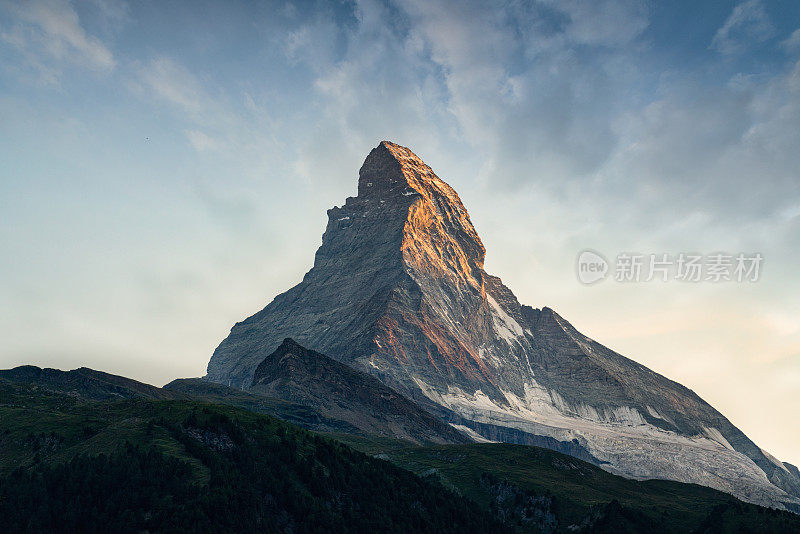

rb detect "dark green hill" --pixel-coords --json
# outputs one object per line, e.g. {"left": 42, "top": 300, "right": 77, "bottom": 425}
{"left": 0, "top": 366, "right": 404, "bottom": 437}
{"left": 0, "top": 380, "right": 501, "bottom": 533}
{"left": 1, "top": 358, "right": 466, "bottom": 445}
{"left": 333, "top": 436, "right": 800, "bottom": 533}
{"left": 2, "top": 371, "right": 799, "bottom": 533}
{"left": 0, "top": 365, "right": 181, "bottom": 400}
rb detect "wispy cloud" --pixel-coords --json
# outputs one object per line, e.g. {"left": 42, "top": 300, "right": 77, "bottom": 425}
{"left": 543, "top": 0, "right": 649, "bottom": 47}
{"left": 86, "top": 0, "right": 129, "bottom": 25}
{"left": 711, "top": 0, "right": 775, "bottom": 55}
{"left": 393, "top": 0, "right": 650, "bottom": 180}
{"left": 185, "top": 129, "right": 221, "bottom": 152}
{"left": 0, "top": 0, "right": 116, "bottom": 73}
{"left": 130, "top": 55, "right": 268, "bottom": 159}
{"left": 132, "top": 56, "right": 205, "bottom": 115}
{"left": 781, "top": 28, "right": 800, "bottom": 53}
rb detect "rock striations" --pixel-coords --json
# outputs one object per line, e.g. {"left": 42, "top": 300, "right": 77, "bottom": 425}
{"left": 207, "top": 141, "right": 800, "bottom": 511}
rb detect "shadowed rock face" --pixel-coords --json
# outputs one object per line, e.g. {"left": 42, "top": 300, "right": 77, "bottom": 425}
{"left": 207, "top": 141, "right": 800, "bottom": 510}
{"left": 250, "top": 338, "right": 468, "bottom": 445}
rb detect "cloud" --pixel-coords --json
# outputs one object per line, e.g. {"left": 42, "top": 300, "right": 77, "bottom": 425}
{"left": 130, "top": 54, "right": 288, "bottom": 174}
{"left": 86, "top": 0, "right": 129, "bottom": 24}
{"left": 391, "top": 0, "right": 650, "bottom": 183}
{"left": 544, "top": 0, "right": 649, "bottom": 47}
{"left": 781, "top": 28, "right": 800, "bottom": 53}
{"left": 0, "top": 0, "right": 115, "bottom": 71}
{"left": 711, "top": 0, "right": 775, "bottom": 55}
{"left": 277, "top": 0, "right": 458, "bottom": 199}
{"left": 186, "top": 129, "right": 222, "bottom": 152}
{"left": 282, "top": 9, "right": 343, "bottom": 69}
{"left": 279, "top": 0, "right": 653, "bottom": 194}
{"left": 133, "top": 57, "right": 205, "bottom": 115}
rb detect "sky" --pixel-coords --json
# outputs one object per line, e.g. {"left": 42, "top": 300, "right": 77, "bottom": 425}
{"left": 1, "top": 0, "right": 799, "bottom": 465}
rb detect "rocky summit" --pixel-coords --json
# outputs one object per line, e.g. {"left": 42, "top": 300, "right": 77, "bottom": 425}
{"left": 207, "top": 140, "right": 800, "bottom": 511}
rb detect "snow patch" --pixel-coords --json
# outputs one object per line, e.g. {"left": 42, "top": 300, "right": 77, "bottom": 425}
{"left": 703, "top": 427, "right": 735, "bottom": 451}
{"left": 450, "top": 424, "right": 497, "bottom": 443}
{"left": 467, "top": 389, "right": 504, "bottom": 411}
{"left": 487, "top": 294, "right": 524, "bottom": 344}
{"left": 575, "top": 403, "right": 602, "bottom": 421}
{"left": 760, "top": 447, "right": 791, "bottom": 472}
{"left": 605, "top": 406, "right": 646, "bottom": 426}
{"left": 646, "top": 405, "right": 664, "bottom": 419}
{"left": 550, "top": 390, "right": 570, "bottom": 413}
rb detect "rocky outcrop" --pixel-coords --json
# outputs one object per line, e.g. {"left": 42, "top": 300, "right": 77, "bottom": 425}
{"left": 207, "top": 141, "right": 800, "bottom": 510}
{"left": 250, "top": 338, "right": 469, "bottom": 445}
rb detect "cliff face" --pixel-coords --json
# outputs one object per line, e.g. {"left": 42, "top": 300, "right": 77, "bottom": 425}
{"left": 208, "top": 142, "right": 410, "bottom": 389}
{"left": 207, "top": 141, "right": 800, "bottom": 510}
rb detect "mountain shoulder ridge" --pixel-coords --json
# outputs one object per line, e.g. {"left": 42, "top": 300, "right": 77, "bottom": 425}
{"left": 250, "top": 338, "right": 469, "bottom": 445}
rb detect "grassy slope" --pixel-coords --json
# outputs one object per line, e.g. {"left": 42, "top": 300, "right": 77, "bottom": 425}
{"left": 0, "top": 366, "right": 183, "bottom": 400}
{"left": 0, "top": 385, "right": 218, "bottom": 487}
{"left": 0, "top": 380, "right": 503, "bottom": 533}
{"left": 3, "top": 375, "right": 799, "bottom": 533}
{"left": 332, "top": 435, "right": 800, "bottom": 533}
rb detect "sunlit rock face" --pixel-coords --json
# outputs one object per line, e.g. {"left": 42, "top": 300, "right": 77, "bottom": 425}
{"left": 207, "top": 141, "right": 800, "bottom": 511}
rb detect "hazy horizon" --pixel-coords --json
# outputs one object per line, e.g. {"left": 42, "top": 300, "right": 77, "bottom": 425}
{"left": 1, "top": 0, "right": 799, "bottom": 466}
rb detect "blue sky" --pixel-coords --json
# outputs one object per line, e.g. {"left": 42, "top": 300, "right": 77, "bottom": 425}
{"left": 1, "top": 0, "right": 799, "bottom": 464}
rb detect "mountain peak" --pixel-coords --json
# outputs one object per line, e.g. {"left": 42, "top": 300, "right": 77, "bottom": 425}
{"left": 338, "top": 141, "right": 486, "bottom": 287}
{"left": 357, "top": 141, "right": 473, "bottom": 213}
{"left": 367, "top": 141, "right": 486, "bottom": 273}
{"left": 357, "top": 140, "right": 438, "bottom": 199}
{"left": 207, "top": 141, "right": 800, "bottom": 510}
